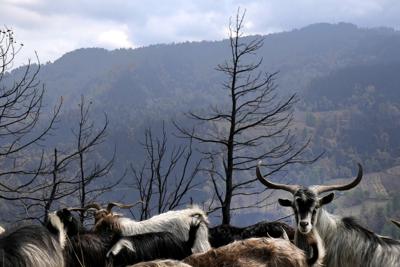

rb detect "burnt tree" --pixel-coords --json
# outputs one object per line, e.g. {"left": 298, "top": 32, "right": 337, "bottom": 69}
{"left": 175, "top": 10, "right": 317, "bottom": 224}
{"left": 130, "top": 123, "right": 201, "bottom": 220}
{"left": 0, "top": 28, "right": 61, "bottom": 203}
{"left": 16, "top": 96, "right": 120, "bottom": 224}
{"left": 73, "top": 96, "right": 120, "bottom": 223}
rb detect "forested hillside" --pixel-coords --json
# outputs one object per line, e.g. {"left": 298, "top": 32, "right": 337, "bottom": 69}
{"left": 2, "top": 22, "right": 400, "bottom": 234}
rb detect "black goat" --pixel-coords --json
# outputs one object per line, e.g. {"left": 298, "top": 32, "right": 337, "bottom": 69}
{"left": 108, "top": 217, "right": 201, "bottom": 267}
{"left": 208, "top": 220, "right": 294, "bottom": 248}
{"left": 63, "top": 231, "right": 114, "bottom": 267}
{"left": 54, "top": 208, "right": 116, "bottom": 267}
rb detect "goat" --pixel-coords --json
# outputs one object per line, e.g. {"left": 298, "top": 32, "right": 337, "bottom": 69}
{"left": 84, "top": 202, "right": 136, "bottom": 224}
{"left": 56, "top": 207, "right": 201, "bottom": 267}
{"left": 183, "top": 235, "right": 320, "bottom": 267}
{"left": 0, "top": 212, "right": 66, "bottom": 267}
{"left": 257, "top": 162, "right": 400, "bottom": 267}
{"left": 0, "top": 225, "right": 4, "bottom": 235}
{"left": 92, "top": 204, "right": 211, "bottom": 253}
{"left": 107, "top": 216, "right": 200, "bottom": 267}
{"left": 54, "top": 208, "right": 116, "bottom": 267}
{"left": 129, "top": 260, "right": 192, "bottom": 267}
{"left": 208, "top": 220, "right": 294, "bottom": 247}
{"left": 128, "top": 230, "right": 320, "bottom": 267}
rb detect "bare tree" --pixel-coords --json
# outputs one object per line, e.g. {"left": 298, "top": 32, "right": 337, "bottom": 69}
{"left": 130, "top": 123, "right": 201, "bottom": 220}
{"left": 15, "top": 96, "right": 120, "bottom": 224}
{"left": 73, "top": 96, "right": 121, "bottom": 223}
{"left": 29, "top": 148, "right": 81, "bottom": 224}
{"left": 174, "top": 10, "right": 317, "bottom": 224}
{"left": 0, "top": 28, "right": 61, "bottom": 202}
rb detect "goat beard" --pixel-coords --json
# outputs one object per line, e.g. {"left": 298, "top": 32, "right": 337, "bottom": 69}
{"left": 295, "top": 231, "right": 314, "bottom": 260}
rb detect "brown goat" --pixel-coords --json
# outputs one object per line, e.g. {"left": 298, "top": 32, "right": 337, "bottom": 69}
{"left": 129, "top": 230, "right": 322, "bottom": 267}
{"left": 182, "top": 237, "right": 314, "bottom": 267}
{"left": 74, "top": 202, "right": 135, "bottom": 224}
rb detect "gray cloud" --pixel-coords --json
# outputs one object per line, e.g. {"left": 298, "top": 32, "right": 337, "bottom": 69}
{"left": 1, "top": 0, "right": 399, "bottom": 67}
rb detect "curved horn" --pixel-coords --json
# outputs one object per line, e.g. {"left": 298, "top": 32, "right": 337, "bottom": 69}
{"left": 280, "top": 227, "right": 289, "bottom": 241}
{"left": 84, "top": 203, "right": 102, "bottom": 210}
{"left": 256, "top": 161, "right": 299, "bottom": 194}
{"left": 106, "top": 201, "right": 141, "bottom": 212}
{"left": 314, "top": 163, "right": 363, "bottom": 194}
{"left": 391, "top": 219, "right": 400, "bottom": 229}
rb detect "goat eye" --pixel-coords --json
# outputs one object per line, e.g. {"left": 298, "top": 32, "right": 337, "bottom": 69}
{"left": 312, "top": 210, "right": 317, "bottom": 215}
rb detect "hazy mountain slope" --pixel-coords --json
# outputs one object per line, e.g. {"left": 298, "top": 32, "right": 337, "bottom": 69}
{"left": 300, "top": 60, "right": 400, "bottom": 174}
{"left": 3, "top": 23, "right": 400, "bottom": 228}
{"left": 30, "top": 22, "right": 400, "bottom": 114}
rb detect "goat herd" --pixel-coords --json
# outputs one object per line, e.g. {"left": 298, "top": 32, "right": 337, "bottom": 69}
{"left": 1, "top": 163, "right": 400, "bottom": 267}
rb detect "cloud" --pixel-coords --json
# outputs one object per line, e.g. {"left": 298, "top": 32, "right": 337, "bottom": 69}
{"left": 97, "top": 29, "right": 133, "bottom": 49}
{"left": 1, "top": 0, "right": 400, "bottom": 67}
{"left": 4, "top": 14, "right": 135, "bottom": 67}
{"left": 135, "top": 9, "right": 226, "bottom": 44}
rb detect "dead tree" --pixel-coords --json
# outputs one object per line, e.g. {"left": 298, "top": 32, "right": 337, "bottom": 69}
{"left": 73, "top": 95, "right": 121, "bottom": 223}
{"left": 130, "top": 123, "right": 201, "bottom": 220}
{"left": 23, "top": 148, "right": 82, "bottom": 224}
{"left": 174, "top": 10, "right": 317, "bottom": 224}
{"left": 16, "top": 96, "right": 120, "bottom": 224}
{"left": 0, "top": 28, "right": 61, "bottom": 203}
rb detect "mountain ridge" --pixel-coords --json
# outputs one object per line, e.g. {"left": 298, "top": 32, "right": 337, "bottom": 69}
{"left": 3, "top": 22, "right": 400, "bottom": 230}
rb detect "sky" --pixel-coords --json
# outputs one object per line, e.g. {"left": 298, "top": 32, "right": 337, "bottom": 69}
{"left": 1, "top": 0, "right": 400, "bottom": 67}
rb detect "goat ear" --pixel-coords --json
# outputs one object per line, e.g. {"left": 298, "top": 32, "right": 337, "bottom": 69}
{"left": 319, "top": 192, "right": 334, "bottom": 206}
{"left": 278, "top": 198, "right": 293, "bottom": 207}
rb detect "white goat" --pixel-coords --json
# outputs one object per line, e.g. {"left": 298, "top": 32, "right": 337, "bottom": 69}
{"left": 257, "top": 163, "right": 400, "bottom": 267}
{"left": 94, "top": 205, "right": 211, "bottom": 253}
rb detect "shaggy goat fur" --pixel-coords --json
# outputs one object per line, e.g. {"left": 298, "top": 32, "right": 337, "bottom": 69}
{"left": 95, "top": 206, "right": 211, "bottom": 253}
{"left": 129, "top": 260, "right": 192, "bottom": 267}
{"left": 107, "top": 218, "right": 200, "bottom": 267}
{"left": 183, "top": 237, "right": 311, "bottom": 267}
{"left": 0, "top": 213, "right": 66, "bottom": 267}
{"left": 294, "top": 228, "right": 324, "bottom": 267}
{"left": 257, "top": 163, "right": 400, "bottom": 267}
{"left": 209, "top": 221, "right": 294, "bottom": 247}
{"left": 63, "top": 231, "right": 115, "bottom": 267}
{"left": 316, "top": 211, "right": 400, "bottom": 267}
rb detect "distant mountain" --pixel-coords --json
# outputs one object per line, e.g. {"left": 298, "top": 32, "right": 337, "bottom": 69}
{"left": 300, "top": 60, "right": 400, "bottom": 173}
{"left": 4, "top": 22, "right": 400, "bottom": 228}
